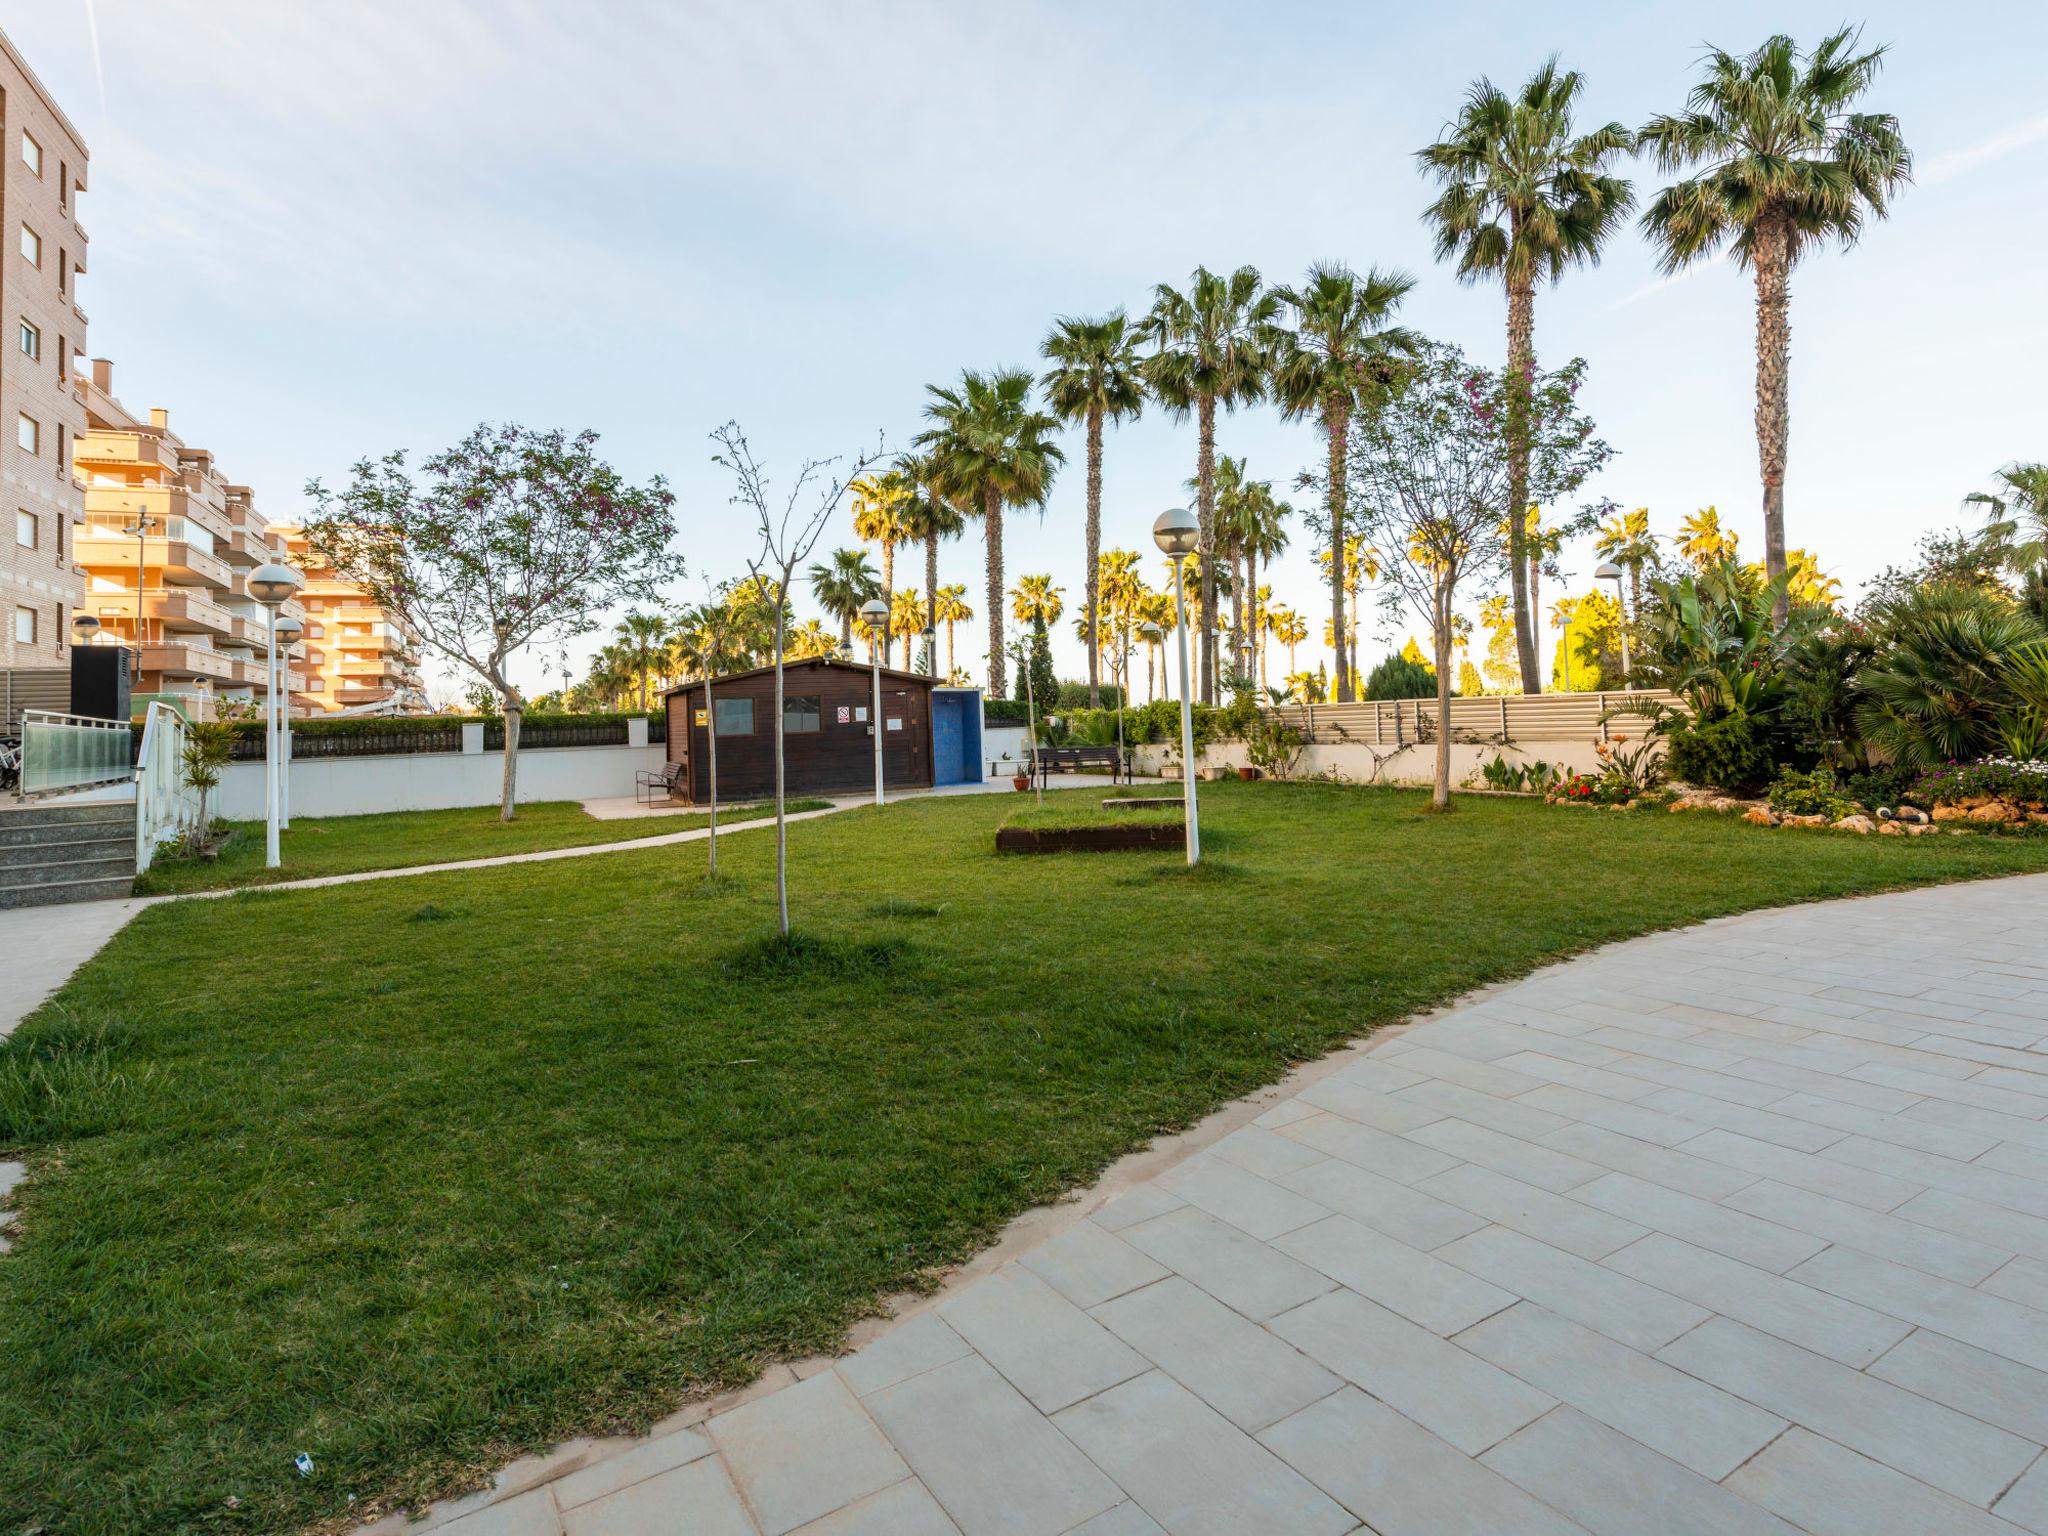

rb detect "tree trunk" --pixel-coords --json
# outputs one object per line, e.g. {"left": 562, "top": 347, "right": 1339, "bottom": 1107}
{"left": 1084, "top": 401, "right": 1104, "bottom": 707}
{"left": 772, "top": 597, "right": 789, "bottom": 935}
{"left": 1753, "top": 211, "right": 1792, "bottom": 625}
{"left": 498, "top": 700, "right": 521, "bottom": 822}
{"left": 1505, "top": 272, "right": 1540, "bottom": 693}
{"left": 1195, "top": 393, "right": 1218, "bottom": 705}
{"left": 1324, "top": 395, "right": 1353, "bottom": 702}
{"left": 1431, "top": 578, "right": 1455, "bottom": 811}
{"left": 1528, "top": 558, "right": 1542, "bottom": 692}
{"left": 901, "top": 628, "right": 913, "bottom": 670}
{"left": 840, "top": 613, "right": 852, "bottom": 651}
{"left": 925, "top": 533, "right": 940, "bottom": 676}
{"left": 983, "top": 484, "right": 1006, "bottom": 697}
{"left": 705, "top": 673, "right": 718, "bottom": 875}
{"left": 880, "top": 542, "right": 894, "bottom": 607}
{"left": 945, "top": 620, "right": 955, "bottom": 679}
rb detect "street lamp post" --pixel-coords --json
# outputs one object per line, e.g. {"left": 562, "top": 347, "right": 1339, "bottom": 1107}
{"left": 248, "top": 562, "right": 303, "bottom": 867}
{"left": 860, "top": 597, "right": 889, "bottom": 808}
{"left": 1152, "top": 508, "right": 1201, "bottom": 865}
{"left": 272, "top": 612, "right": 303, "bottom": 829}
{"left": 1594, "top": 560, "right": 1632, "bottom": 688}
{"left": 121, "top": 511, "right": 159, "bottom": 687}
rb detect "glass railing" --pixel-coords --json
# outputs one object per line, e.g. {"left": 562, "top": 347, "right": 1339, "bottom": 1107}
{"left": 20, "top": 709, "right": 134, "bottom": 796}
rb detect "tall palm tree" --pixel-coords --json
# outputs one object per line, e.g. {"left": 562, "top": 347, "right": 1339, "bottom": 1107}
{"left": 894, "top": 451, "right": 965, "bottom": 663}
{"left": 1138, "top": 265, "right": 1279, "bottom": 704}
{"left": 1041, "top": 312, "right": 1146, "bottom": 707}
{"left": 933, "top": 584, "right": 973, "bottom": 680}
{"left": 1138, "top": 588, "right": 1175, "bottom": 701}
{"left": 889, "top": 588, "right": 926, "bottom": 669}
{"left": 1640, "top": 28, "right": 1911, "bottom": 622}
{"left": 915, "top": 369, "right": 1064, "bottom": 697}
{"left": 1095, "top": 549, "right": 1146, "bottom": 701}
{"left": 1270, "top": 261, "right": 1417, "bottom": 701}
{"left": 1523, "top": 508, "right": 1568, "bottom": 687}
{"left": 611, "top": 610, "right": 668, "bottom": 710}
{"left": 806, "top": 548, "right": 880, "bottom": 651}
{"left": 1237, "top": 482, "right": 1291, "bottom": 691}
{"left": 1593, "top": 506, "right": 1657, "bottom": 614}
{"left": 1198, "top": 455, "right": 1252, "bottom": 679}
{"left": 1011, "top": 573, "right": 1064, "bottom": 627}
{"left": 786, "top": 618, "right": 837, "bottom": 661}
{"left": 1419, "top": 58, "right": 1635, "bottom": 688}
{"left": 850, "top": 470, "right": 912, "bottom": 603}
{"left": 1677, "top": 507, "right": 1740, "bottom": 568}
{"left": 1967, "top": 463, "right": 2048, "bottom": 574}
{"left": 1316, "top": 534, "right": 1379, "bottom": 694}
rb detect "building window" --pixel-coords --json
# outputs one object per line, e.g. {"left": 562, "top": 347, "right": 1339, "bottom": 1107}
{"left": 58, "top": 161, "right": 66, "bottom": 209}
{"left": 18, "top": 224, "right": 39, "bottom": 268}
{"left": 16, "top": 510, "right": 35, "bottom": 548}
{"left": 18, "top": 319, "right": 38, "bottom": 360}
{"left": 17, "top": 414, "right": 38, "bottom": 455}
{"left": 13, "top": 606, "right": 35, "bottom": 645}
{"left": 20, "top": 132, "right": 39, "bottom": 177}
{"left": 784, "top": 694, "right": 821, "bottom": 733}
{"left": 713, "top": 697, "right": 755, "bottom": 736}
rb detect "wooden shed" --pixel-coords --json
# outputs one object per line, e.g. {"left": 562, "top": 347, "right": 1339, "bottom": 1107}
{"left": 661, "top": 658, "right": 947, "bottom": 804}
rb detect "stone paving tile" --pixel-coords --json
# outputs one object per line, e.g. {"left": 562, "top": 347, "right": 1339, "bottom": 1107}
{"left": 1268, "top": 1288, "right": 1554, "bottom": 1455}
{"left": 1156, "top": 1153, "right": 1330, "bottom": 1240}
{"left": 1117, "top": 1207, "right": 1334, "bottom": 1321}
{"left": 1680, "top": 1127, "right": 1924, "bottom": 1211}
{"left": 1723, "top": 1180, "right": 2012, "bottom": 1285}
{"left": 1980, "top": 1254, "right": 2048, "bottom": 1310}
{"left": 0, "top": 1161, "right": 23, "bottom": 1201}
{"left": 1479, "top": 1407, "right": 1803, "bottom": 1536}
{"left": 1391, "top": 1077, "right": 1575, "bottom": 1142}
{"left": 1485, "top": 1050, "right": 1661, "bottom": 1103}
{"left": 1061, "top": 1504, "right": 1167, "bottom": 1536}
{"left": 1847, "top": 1061, "right": 2048, "bottom": 1117}
{"left": 1374, "top": 1044, "right": 1550, "bottom": 1097}
{"left": 551, "top": 1429, "right": 714, "bottom": 1512}
{"left": 1515, "top": 1084, "right": 1701, "bottom": 1147}
{"left": 1294, "top": 1077, "right": 1444, "bottom": 1133}
{"left": 1259, "top": 1387, "right": 1590, "bottom": 1536}
{"left": 1415, "top": 1164, "right": 1645, "bottom": 1260}
{"left": 1017, "top": 1220, "right": 1169, "bottom": 1310}
{"left": 1823, "top": 1135, "right": 2048, "bottom": 1220}
{"left": 1726, "top": 1427, "right": 2024, "bottom": 1536}
{"left": 1402, "top": 1118, "right": 1606, "bottom": 1193}
{"left": 1986, "top": 1142, "right": 2048, "bottom": 1184}
{"left": 1632, "top": 1086, "right": 1849, "bottom": 1153}
{"left": 708, "top": 1371, "right": 907, "bottom": 1536}
{"left": 1090, "top": 1276, "right": 1338, "bottom": 1433}
{"left": 1761, "top": 1090, "right": 2001, "bottom": 1160}
{"left": 1273, "top": 1214, "right": 1518, "bottom": 1335}
{"left": 1995, "top": 1454, "right": 2048, "bottom": 1536}
{"left": 865, "top": 1356, "right": 1121, "bottom": 1536}
{"left": 1455, "top": 1302, "right": 1785, "bottom": 1480}
{"left": 1892, "top": 1188, "right": 2048, "bottom": 1262}
{"left": 1087, "top": 1183, "right": 1184, "bottom": 1234}
{"left": 1603, "top": 1055, "right": 1794, "bottom": 1108}
{"left": 1787, "top": 1244, "right": 2048, "bottom": 1373}
{"left": 1206, "top": 1124, "right": 1327, "bottom": 1180}
{"left": 1535, "top": 1122, "right": 1756, "bottom": 1200}
{"left": 788, "top": 1478, "right": 959, "bottom": 1536}
{"left": 1604, "top": 1232, "right": 1911, "bottom": 1367}
{"left": 1434, "top": 1226, "right": 1709, "bottom": 1353}
{"left": 561, "top": 1457, "right": 752, "bottom": 1536}
{"left": 1570, "top": 1171, "right": 1825, "bottom": 1272}
{"left": 1275, "top": 1153, "right": 1487, "bottom": 1251}
{"left": 444, "top": 1491, "right": 564, "bottom": 1536}
{"left": 1658, "top": 1317, "right": 2039, "bottom": 1506}
{"left": 937, "top": 1266, "right": 1148, "bottom": 1414}
{"left": 1276, "top": 1109, "right": 1463, "bottom": 1184}
{"left": 1051, "top": 1371, "right": 1354, "bottom": 1536}
{"left": 836, "top": 1313, "right": 973, "bottom": 1400}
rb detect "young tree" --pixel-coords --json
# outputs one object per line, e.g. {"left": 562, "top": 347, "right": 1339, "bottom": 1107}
{"left": 1343, "top": 343, "right": 1610, "bottom": 808}
{"left": 1640, "top": 29, "right": 1910, "bottom": 622}
{"left": 714, "top": 422, "right": 881, "bottom": 936}
{"left": 306, "top": 423, "right": 681, "bottom": 821}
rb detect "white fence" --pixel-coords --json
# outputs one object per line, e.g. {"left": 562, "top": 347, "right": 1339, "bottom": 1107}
{"left": 215, "top": 736, "right": 668, "bottom": 819}
{"left": 135, "top": 701, "right": 199, "bottom": 873}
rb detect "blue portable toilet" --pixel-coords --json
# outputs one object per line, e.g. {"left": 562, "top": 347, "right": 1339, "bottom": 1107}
{"left": 929, "top": 688, "right": 984, "bottom": 785}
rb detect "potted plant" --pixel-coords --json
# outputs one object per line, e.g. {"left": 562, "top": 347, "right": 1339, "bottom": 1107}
{"left": 1237, "top": 764, "right": 1261, "bottom": 781}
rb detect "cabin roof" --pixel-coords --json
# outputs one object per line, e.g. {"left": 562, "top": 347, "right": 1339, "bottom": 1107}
{"left": 661, "top": 656, "right": 942, "bottom": 697}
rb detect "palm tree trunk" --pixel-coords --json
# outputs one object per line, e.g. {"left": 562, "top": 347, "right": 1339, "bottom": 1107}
{"left": 1084, "top": 402, "right": 1104, "bottom": 707}
{"left": 983, "top": 485, "right": 1006, "bottom": 697}
{"left": 1505, "top": 271, "right": 1540, "bottom": 693}
{"left": 1249, "top": 547, "right": 1261, "bottom": 693}
{"left": 881, "top": 543, "right": 895, "bottom": 607}
{"left": 1195, "top": 393, "right": 1218, "bottom": 705}
{"left": 1753, "top": 212, "right": 1792, "bottom": 626}
{"left": 925, "top": 534, "right": 940, "bottom": 676}
{"left": 1325, "top": 396, "right": 1353, "bottom": 702}
{"left": 840, "top": 613, "right": 852, "bottom": 651}
{"left": 945, "top": 620, "right": 955, "bottom": 678}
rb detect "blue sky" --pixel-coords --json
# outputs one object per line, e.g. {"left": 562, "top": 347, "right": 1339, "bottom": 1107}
{"left": 8, "top": 0, "right": 2046, "bottom": 700}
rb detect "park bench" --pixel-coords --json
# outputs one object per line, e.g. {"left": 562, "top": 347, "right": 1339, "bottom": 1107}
{"left": 636, "top": 761, "right": 686, "bottom": 805}
{"left": 1033, "top": 744, "right": 1131, "bottom": 786}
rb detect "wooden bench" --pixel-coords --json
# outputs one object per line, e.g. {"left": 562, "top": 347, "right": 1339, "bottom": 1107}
{"left": 1033, "top": 745, "right": 1131, "bottom": 786}
{"left": 636, "top": 761, "right": 686, "bottom": 805}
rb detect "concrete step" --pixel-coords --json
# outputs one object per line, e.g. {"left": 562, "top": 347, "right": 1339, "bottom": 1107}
{"left": 0, "top": 871, "right": 135, "bottom": 908}
{"left": 0, "top": 835, "right": 131, "bottom": 869}
{"left": 0, "top": 846, "right": 133, "bottom": 881}
{"left": 0, "top": 810, "right": 134, "bottom": 847}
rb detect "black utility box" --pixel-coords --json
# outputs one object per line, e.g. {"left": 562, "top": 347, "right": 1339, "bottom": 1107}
{"left": 70, "top": 645, "right": 134, "bottom": 722}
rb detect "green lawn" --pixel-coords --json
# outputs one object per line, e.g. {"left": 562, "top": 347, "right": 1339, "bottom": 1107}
{"left": 1003, "top": 795, "right": 1185, "bottom": 830}
{"left": 132, "top": 799, "right": 831, "bottom": 895}
{"left": 6, "top": 783, "right": 2048, "bottom": 1534}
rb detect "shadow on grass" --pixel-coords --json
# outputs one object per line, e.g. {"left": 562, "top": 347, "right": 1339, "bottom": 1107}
{"left": 1116, "top": 856, "right": 1248, "bottom": 887}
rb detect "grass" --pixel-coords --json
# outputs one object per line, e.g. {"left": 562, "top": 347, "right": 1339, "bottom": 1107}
{"left": 1003, "top": 796, "right": 1185, "bottom": 831}
{"left": 132, "top": 799, "right": 833, "bottom": 895}
{"left": 6, "top": 781, "right": 2048, "bottom": 1533}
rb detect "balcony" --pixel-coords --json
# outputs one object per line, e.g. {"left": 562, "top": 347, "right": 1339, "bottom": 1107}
{"left": 140, "top": 642, "right": 236, "bottom": 682}
{"left": 86, "top": 588, "right": 234, "bottom": 637}
{"left": 75, "top": 430, "right": 180, "bottom": 474}
{"left": 82, "top": 483, "right": 233, "bottom": 543}
{"left": 219, "top": 526, "right": 268, "bottom": 567}
{"left": 335, "top": 656, "right": 405, "bottom": 680}
{"left": 76, "top": 532, "right": 232, "bottom": 591}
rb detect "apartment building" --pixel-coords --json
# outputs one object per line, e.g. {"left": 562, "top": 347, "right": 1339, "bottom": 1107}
{"left": 0, "top": 30, "right": 88, "bottom": 670}
{"left": 271, "top": 524, "right": 427, "bottom": 713}
{"left": 73, "top": 359, "right": 308, "bottom": 715}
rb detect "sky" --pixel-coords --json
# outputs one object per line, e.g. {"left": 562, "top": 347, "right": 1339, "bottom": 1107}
{"left": 6, "top": 0, "right": 2046, "bottom": 703}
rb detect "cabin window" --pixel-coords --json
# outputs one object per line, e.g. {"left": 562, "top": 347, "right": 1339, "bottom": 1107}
{"left": 713, "top": 697, "right": 754, "bottom": 736}
{"left": 783, "top": 694, "right": 821, "bottom": 733}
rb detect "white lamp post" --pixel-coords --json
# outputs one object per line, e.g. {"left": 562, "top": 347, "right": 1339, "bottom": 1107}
{"left": 272, "top": 612, "right": 303, "bottom": 829}
{"left": 1152, "top": 508, "right": 1201, "bottom": 865}
{"left": 70, "top": 612, "right": 101, "bottom": 649}
{"left": 860, "top": 596, "right": 889, "bottom": 807}
{"left": 248, "top": 562, "right": 303, "bottom": 867}
{"left": 1594, "top": 560, "right": 1632, "bottom": 688}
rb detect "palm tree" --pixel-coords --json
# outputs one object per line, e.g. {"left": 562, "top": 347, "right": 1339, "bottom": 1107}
{"left": 894, "top": 451, "right": 965, "bottom": 666}
{"left": 1677, "top": 507, "right": 1740, "bottom": 568}
{"left": 1238, "top": 483, "right": 1291, "bottom": 691}
{"left": 915, "top": 369, "right": 1064, "bottom": 697}
{"left": 889, "top": 587, "right": 925, "bottom": 670}
{"left": 1593, "top": 506, "right": 1657, "bottom": 614}
{"left": 1967, "top": 463, "right": 2048, "bottom": 574}
{"left": 1270, "top": 261, "right": 1417, "bottom": 702}
{"left": 1138, "top": 265, "right": 1279, "bottom": 704}
{"left": 1095, "top": 549, "right": 1146, "bottom": 701}
{"left": 850, "top": 470, "right": 912, "bottom": 603}
{"left": 1138, "top": 589, "right": 1175, "bottom": 700}
{"left": 786, "top": 618, "right": 837, "bottom": 662}
{"left": 1316, "top": 534, "right": 1379, "bottom": 694}
{"left": 1549, "top": 596, "right": 1581, "bottom": 690}
{"left": 1041, "top": 312, "right": 1146, "bottom": 707}
{"left": 1268, "top": 603, "right": 1306, "bottom": 686}
{"left": 932, "top": 584, "right": 973, "bottom": 680}
{"left": 1419, "top": 58, "right": 1635, "bottom": 689}
{"left": 611, "top": 611, "right": 668, "bottom": 710}
{"left": 806, "top": 548, "right": 881, "bottom": 651}
{"left": 1011, "top": 573, "right": 1064, "bottom": 627}
{"left": 1640, "top": 28, "right": 1911, "bottom": 622}
{"left": 1523, "top": 508, "right": 1568, "bottom": 687}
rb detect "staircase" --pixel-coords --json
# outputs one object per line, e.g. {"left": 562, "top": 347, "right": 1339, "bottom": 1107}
{"left": 0, "top": 802, "right": 135, "bottom": 908}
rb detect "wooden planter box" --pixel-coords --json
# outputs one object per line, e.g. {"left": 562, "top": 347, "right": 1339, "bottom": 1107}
{"left": 995, "top": 822, "right": 1186, "bottom": 854}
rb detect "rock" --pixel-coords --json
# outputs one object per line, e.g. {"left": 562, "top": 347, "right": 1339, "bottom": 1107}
{"left": 1931, "top": 804, "right": 1968, "bottom": 823}
{"left": 1969, "top": 801, "right": 2018, "bottom": 824}
{"left": 1710, "top": 798, "right": 1747, "bottom": 814}
{"left": 1958, "top": 795, "right": 1992, "bottom": 811}
{"left": 2031, "top": 811, "right": 2048, "bottom": 824}
{"left": 1833, "top": 815, "right": 1875, "bottom": 834}
{"left": 1908, "top": 822, "right": 1937, "bottom": 836}
{"left": 1879, "top": 821, "right": 1905, "bottom": 836}
{"left": 1742, "top": 807, "right": 1777, "bottom": 827}
{"left": 1782, "top": 813, "right": 1829, "bottom": 829}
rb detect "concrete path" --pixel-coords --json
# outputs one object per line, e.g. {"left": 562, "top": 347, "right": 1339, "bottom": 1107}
{"left": 383, "top": 875, "right": 2048, "bottom": 1536}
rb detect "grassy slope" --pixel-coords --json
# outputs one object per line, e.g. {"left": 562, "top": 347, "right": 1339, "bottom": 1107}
{"left": 133, "top": 800, "right": 832, "bottom": 895}
{"left": 6, "top": 782, "right": 2048, "bottom": 1533}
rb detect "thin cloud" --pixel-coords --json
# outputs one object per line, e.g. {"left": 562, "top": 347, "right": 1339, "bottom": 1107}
{"left": 1922, "top": 111, "right": 2048, "bottom": 184}
{"left": 1614, "top": 265, "right": 1709, "bottom": 309}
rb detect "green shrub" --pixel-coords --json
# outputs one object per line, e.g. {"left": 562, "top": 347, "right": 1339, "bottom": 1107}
{"left": 1841, "top": 765, "right": 1919, "bottom": 810}
{"left": 1665, "top": 713, "right": 1774, "bottom": 794}
{"left": 1055, "top": 682, "right": 1125, "bottom": 709}
{"left": 983, "top": 699, "right": 1033, "bottom": 725}
{"left": 1364, "top": 653, "right": 1436, "bottom": 701}
{"left": 1766, "top": 766, "right": 1856, "bottom": 821}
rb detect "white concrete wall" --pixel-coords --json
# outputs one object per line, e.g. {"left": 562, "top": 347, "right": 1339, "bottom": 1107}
{"left": 217, "top": 743, "right": 668, "bottom": 819}
{"left": 984, "top": 722, "right": 1030, "bottom": 776}
{"left": 1131, "top": 736, "right": 1609, "bottom": 787}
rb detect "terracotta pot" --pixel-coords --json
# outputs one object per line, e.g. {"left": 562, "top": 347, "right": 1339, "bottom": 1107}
{"left": 1012, "top": 775, "right": 1030, "bottom": 791}
{"left": 1238, "top": 766, "right": 1261, "bottom": 781}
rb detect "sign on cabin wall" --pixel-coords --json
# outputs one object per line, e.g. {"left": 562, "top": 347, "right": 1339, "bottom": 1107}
{"left": 836, "top": 706, "right": 851, "bottom": 723}
{"left": 887, "top": 718, "right": 903, "bottom": 731}
{"left": 694, "top": 709, "right": 707, "bottom": 726}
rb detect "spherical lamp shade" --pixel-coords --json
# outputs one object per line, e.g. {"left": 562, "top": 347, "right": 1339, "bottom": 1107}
{"left": 70, "top": 613, "right": 101, "bottom": 642}
{"left": 273, "top": 614, "right": 305, "bottom": 646}
{"left": 1593, "top": 560, "right": 1623, "bottom": 581}
{"left": 248, "top": 563, "right": 303, "bottom": 606}
{"left": 859, "top": 598, "right": 889, "bottom": 625}
{"left": 1152, "top": 507, "right": 1199, "bottom": 557}
{"left": 1139, "top": 621, "right": 1163, "bottom": 641}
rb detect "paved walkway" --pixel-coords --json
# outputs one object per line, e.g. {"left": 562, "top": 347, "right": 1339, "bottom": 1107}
{"left": 380, "top": 875, "right": 2048, "bottom": 1536}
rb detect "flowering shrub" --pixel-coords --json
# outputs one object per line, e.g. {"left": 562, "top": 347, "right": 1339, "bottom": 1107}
{"left": 1913, "top": 758, "right": 2048, "bottom": 807}
{"left": 1767, "top": 766, "right": 1856, "bottom": 821}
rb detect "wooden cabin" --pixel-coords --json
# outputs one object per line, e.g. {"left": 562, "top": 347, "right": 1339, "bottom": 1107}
{"left": 662, "top": 658, "right": 979, "bottom": 804}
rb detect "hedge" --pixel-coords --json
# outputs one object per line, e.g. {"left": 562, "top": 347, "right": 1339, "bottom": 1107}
{"left": 138, "top": 711, "right": 666, "bottom": 761}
